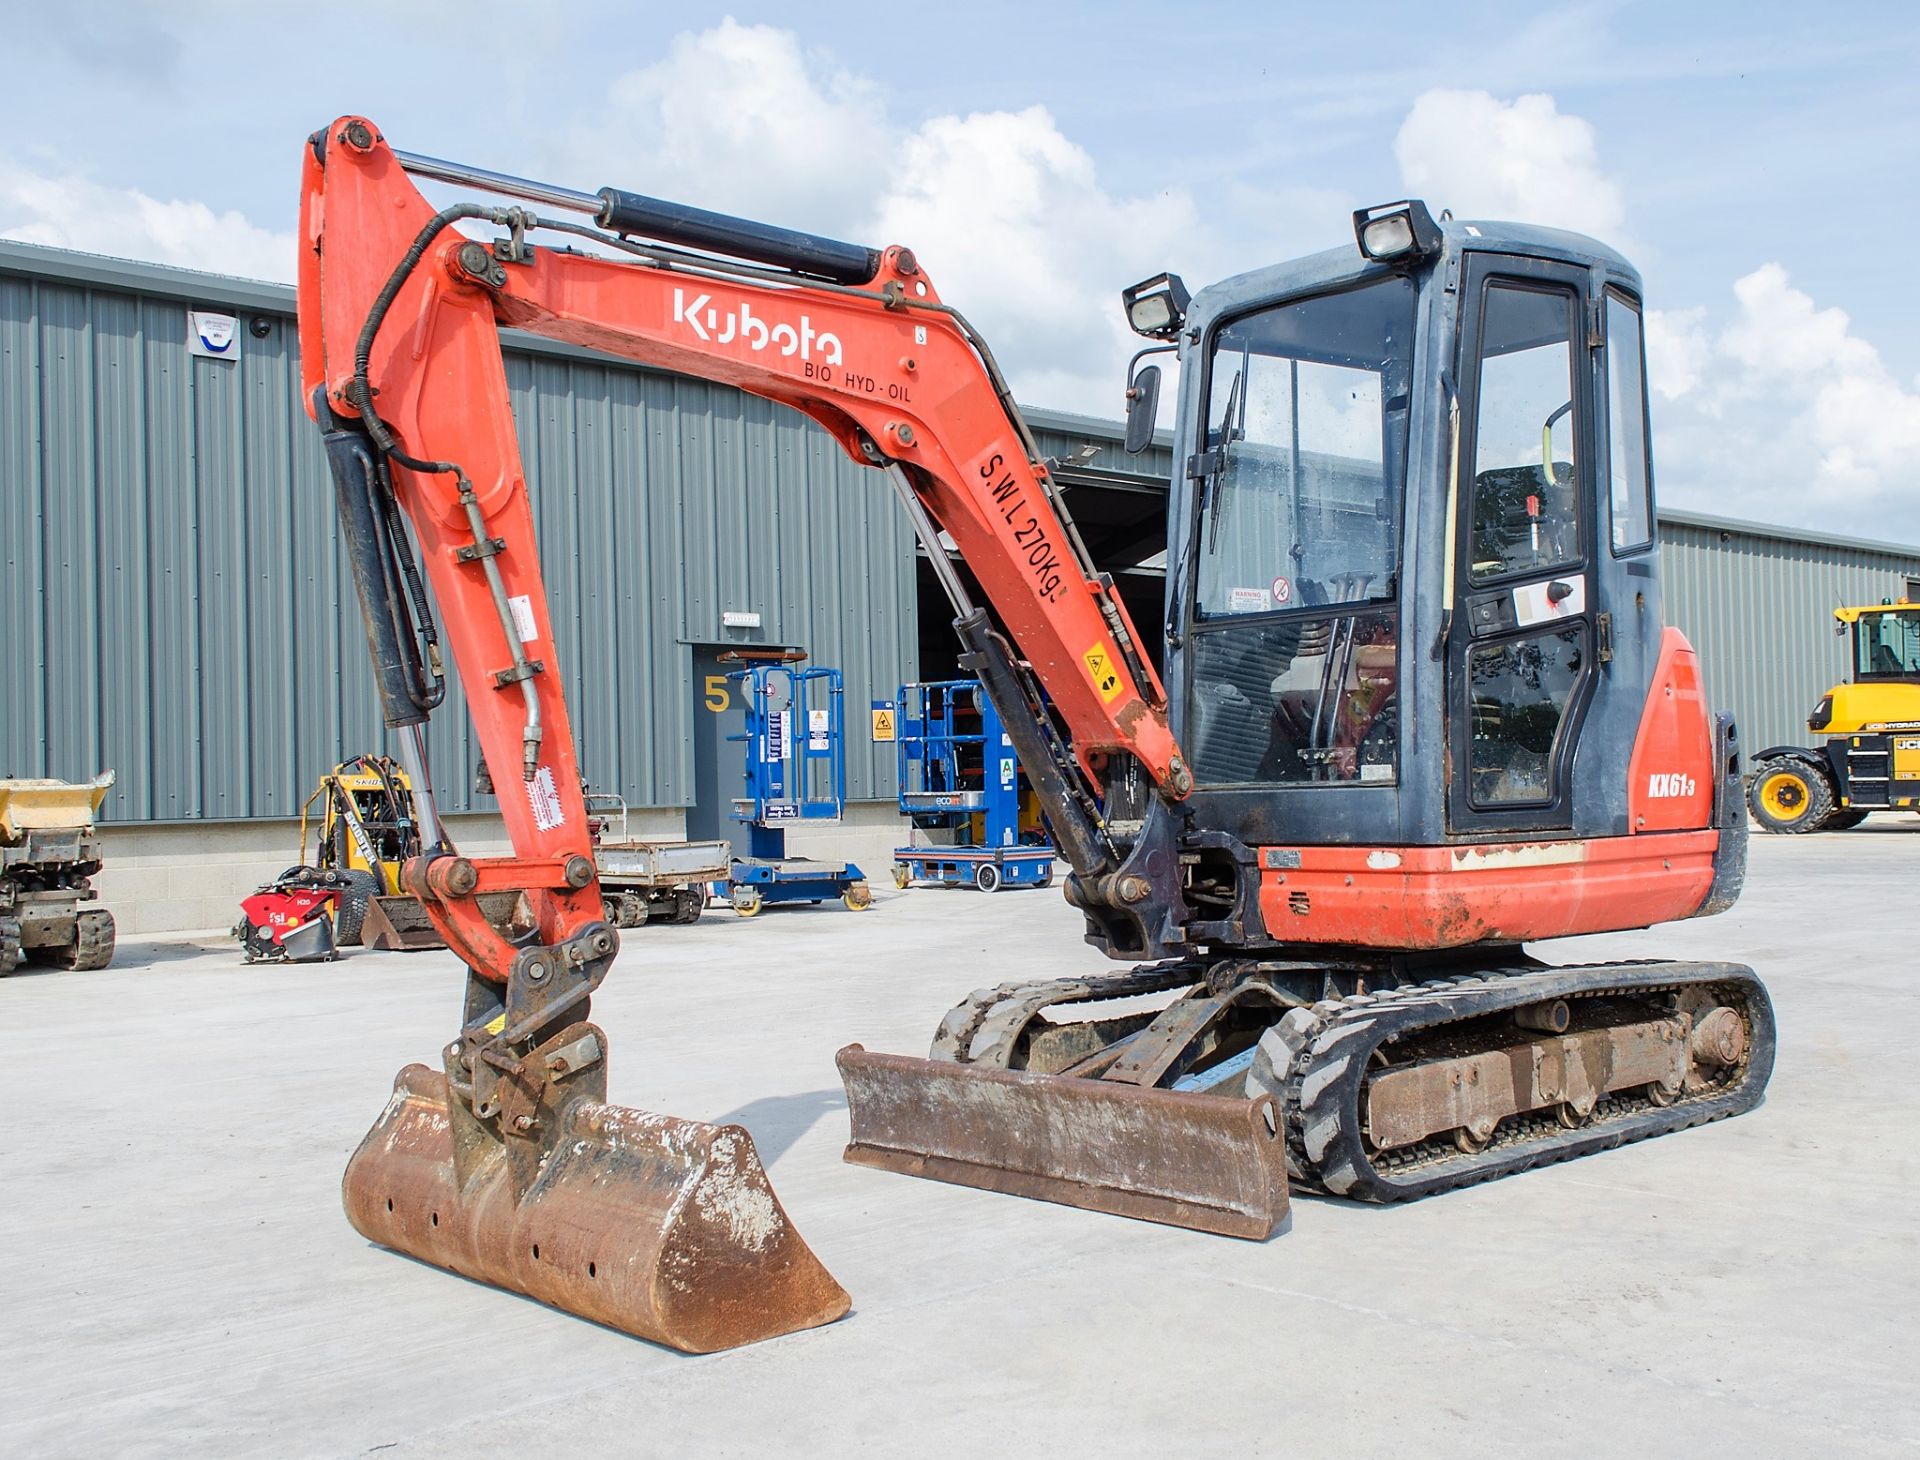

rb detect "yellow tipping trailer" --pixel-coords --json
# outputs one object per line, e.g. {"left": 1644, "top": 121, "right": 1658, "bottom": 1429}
{"left": 0, "top": 772, "right": 117, "bottom": 972}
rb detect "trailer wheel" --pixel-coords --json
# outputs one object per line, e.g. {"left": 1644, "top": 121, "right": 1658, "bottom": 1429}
{"left": 732, "top": 887, "right": 763, "bottom": 918}
{"left": 1747, "top": 758, "right": 1835, "bottom": 833}
{"left": 843, "top": 880, "right": 872, "bottom": 911}
{"left": 891, "top": 862, "right": 912, "bottom": 890}
{"left": 332, "top": 869, "right": 382, "bottom": 946}
{"left": 974, "top": 863, "right": 1002, "bottom": 894}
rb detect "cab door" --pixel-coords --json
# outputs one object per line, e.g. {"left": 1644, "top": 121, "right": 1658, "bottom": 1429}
{"left": 1447, "top": 254, "right": 1600, "bottom": 834}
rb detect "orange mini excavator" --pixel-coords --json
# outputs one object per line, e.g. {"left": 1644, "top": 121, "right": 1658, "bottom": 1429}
{"left": 301, "top": 118, "right": 1771, "bottom": 1350}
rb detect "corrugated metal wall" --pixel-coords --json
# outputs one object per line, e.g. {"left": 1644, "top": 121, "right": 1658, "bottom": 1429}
{"left": 1659, "top": 512, "right": 1920, "bottom": 752}
{"left": 0, "top": 242, "right": 915, "bottom": 822}
{"left": 9, "top": 241, "right": 1917, "bottom": 824}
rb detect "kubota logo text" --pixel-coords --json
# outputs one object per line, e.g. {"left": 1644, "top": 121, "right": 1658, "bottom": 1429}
{"left": 1646, "top": 772, "right": 1696, "bottom": 798}
{"left": 673, "top": 288, "right": 843, "bottom": 365}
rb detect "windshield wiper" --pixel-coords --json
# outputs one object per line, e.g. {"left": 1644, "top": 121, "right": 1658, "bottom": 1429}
{"left": 1205, "top": 366, "right": 1243, "bottom": 555}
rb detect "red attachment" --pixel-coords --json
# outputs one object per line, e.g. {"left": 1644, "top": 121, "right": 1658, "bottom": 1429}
{"left": 240, "top": 886, "right": 339, "bottom": 944}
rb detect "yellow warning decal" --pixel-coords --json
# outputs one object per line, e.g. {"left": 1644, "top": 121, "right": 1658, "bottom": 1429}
{"left": 485, "top": 1013, "right": 506, "bottom": 1036}
{"left": 1083, "top": 642, "right": 1124, "bottom": 703}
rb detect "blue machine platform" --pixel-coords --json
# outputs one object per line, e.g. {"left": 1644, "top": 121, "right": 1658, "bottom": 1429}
{"left": 890, "top": 678, "right": 1057, "bottom": 893}
{"left": 714, "top": 661, "right": 870, "bottom": 916}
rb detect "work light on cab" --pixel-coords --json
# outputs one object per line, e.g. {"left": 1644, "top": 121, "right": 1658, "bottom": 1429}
{"left": 1121, "top": 272, "right": 1191, "bottom": 339}
{"left": 1352, "top": 199, "right": 1442, "bottom": 263}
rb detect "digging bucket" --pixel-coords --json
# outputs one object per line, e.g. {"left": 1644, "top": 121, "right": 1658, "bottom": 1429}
{"left": 343, "top": 1053, "right": 851, "bottom": 1352}
{"left": 836, "top": 1045, "right": 1289, "bottom": 1239}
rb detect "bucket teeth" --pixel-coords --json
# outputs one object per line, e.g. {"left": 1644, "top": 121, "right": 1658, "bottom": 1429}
{"left": 836, "top": 1044, "right": 1289, "bottom": 1239}
{"left": 343, "top": 1060, "right": 850, "bottom": 1353}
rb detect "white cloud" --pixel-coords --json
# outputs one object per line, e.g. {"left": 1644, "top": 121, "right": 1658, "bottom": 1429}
{"left": 868, "top": 106, "right": 1201, "bottom": 416}
{"left": 1651, "top": 264, "right": 1920, "bottom": 522}
{"left": 0, "top": 158, "right": 293, "bottom": 282}
{"left": 1394, "top": 89, "right": 1625, "bottom": 238}
{"left": 1644, "top": 306, "right": 1711, "bottom": 401}
{"left": 563, "top": 19, "right": 887, "bottom": 234}
{"left": 1394, "top": 87, "right": 1920, "bottom": 539}
{"left": 564, "top": 25, "right": 1202, "bottom": 417}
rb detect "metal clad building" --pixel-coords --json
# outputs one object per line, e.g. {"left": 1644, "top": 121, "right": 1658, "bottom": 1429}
{"left": 1659, "top": 510, "right": 1920, "bottom": 753}
{"left": 6, "top": 239, "right": 1919, "bottom": 833}
{"left": 0, "top": 240, "right": 915, "bottom": 821}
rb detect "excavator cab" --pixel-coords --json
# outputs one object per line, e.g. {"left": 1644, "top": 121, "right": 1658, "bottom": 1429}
{"left": 1159, "top": 206, "right": 1689, "bottom": 879}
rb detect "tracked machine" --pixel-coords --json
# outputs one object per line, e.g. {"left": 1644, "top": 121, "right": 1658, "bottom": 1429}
{"left": 301, "top": 119, "right": 1770, "bottom": 1347}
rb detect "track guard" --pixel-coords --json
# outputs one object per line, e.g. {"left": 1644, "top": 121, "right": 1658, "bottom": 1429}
{"left": 344, "top": 1022, "right": 851, "bottom": 1353}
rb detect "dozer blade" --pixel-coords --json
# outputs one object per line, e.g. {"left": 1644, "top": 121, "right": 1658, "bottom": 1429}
{"left": 836, "top": 1045, "right": 1289, "bottom": 1238}
{"left": 343, "top": 1059, "right": 851, "bottom": 1352}
{"left": 359, "top": 895, "right": 446, "bottom": 951}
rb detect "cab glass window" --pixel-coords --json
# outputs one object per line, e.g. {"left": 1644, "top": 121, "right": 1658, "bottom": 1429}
{"left": 1467, "top": 626, "right": 1585, "bottom": 805}
{"left": 1856, "top": 610, "right": 1920, "bottom": 679}
{"left": 1606, "top": 291, "right": 1653, "bottom": 552}
{"left": 1469, "top": 284, "right": 1580, "bottom": 581}
{"left": 1194, "top": 277, "right": 1415, "bottom": 618}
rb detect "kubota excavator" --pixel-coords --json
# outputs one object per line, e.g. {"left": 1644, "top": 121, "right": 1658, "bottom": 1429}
{"left": 301, "top": 117, "right": 1772, "bottom": 1351}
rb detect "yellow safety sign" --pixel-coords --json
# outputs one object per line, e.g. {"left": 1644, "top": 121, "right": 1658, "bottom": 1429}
{"left": 1083, "top": 642, "right": 1124, "bottom": 703}
{"left": 871, "top": 707, "right": 896, "bottom": 742}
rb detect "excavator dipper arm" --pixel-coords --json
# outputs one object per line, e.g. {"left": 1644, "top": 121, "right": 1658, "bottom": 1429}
{"left": 298, "top": 116, "right": 1204, "bottom": 1348}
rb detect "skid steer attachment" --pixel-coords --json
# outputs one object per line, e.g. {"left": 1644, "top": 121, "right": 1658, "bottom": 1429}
{"left": 345, "top": 1022, "right": 849, "bottom": 1351}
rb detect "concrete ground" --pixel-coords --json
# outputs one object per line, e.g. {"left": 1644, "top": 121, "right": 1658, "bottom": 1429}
{"left": 3, "top": 827, "right": 1915, "bottom": 1458}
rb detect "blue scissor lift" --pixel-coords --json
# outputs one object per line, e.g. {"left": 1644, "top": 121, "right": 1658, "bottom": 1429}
{"left": 892, "top": 679, "right": 1057, "bottom": 893}
{"left": 717, "top": 662, "right": 870, "bottom": 917}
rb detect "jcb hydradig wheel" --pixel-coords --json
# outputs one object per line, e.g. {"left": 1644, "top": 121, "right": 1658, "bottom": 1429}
{"left": 1747, "top": 758, "right": 1834, "bottom": 833}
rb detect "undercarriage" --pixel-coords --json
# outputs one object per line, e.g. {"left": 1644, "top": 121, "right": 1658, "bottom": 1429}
{"left": 840, "top": 951, "right": 1773, "bottom": 1226}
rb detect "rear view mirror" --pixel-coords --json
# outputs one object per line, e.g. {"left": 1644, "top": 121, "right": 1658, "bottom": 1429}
{"left": 1124, "top": 364, "right": 1162, "bottom": 455}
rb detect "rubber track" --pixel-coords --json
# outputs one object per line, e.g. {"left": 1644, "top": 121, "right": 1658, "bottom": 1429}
{"left": 930, "top": 962, "right": 1206, "bottom": 1062}
{"left": 0, "top": 918, "right": 20, "bottom": 975}
{"left": 1276, "top": 960, "right": 1776, "bottom": 1202}
{"left": 60, "top": 908, "right": 116, "bottom": 972}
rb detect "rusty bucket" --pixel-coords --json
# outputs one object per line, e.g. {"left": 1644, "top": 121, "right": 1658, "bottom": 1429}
{"left": 836, "top": 1045, "right": 1289, "bottom": 1238}
{"left": 344, "top": 1044, "right": 851, "bottom": 1352}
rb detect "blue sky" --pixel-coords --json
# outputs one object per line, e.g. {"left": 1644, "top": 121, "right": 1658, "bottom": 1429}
{"left": 6, "top": 1, "right": 1919, "bottom": 540}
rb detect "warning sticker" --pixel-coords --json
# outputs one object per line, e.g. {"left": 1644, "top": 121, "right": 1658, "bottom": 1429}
{"left": 1228, "top": 586, "right": 1271, "bottom": 614}
{"left": 527, "top": 765, "right": 566, "bottom": 831}
{"left": 508, "top": 593, "right": 539, "bottom": 643}
{"left": 871, "top": 701, "right": 896, "bottom": 742}
{"left": 1270, "top": 575, "right": 1292, "bottom": 606}
{"left": 1083, "top": 642, "right": 1124, "bottom": 703}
